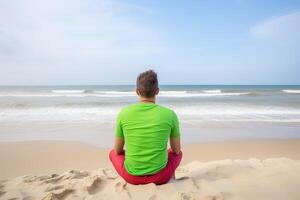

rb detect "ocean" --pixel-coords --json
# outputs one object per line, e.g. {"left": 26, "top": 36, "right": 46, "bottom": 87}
{"left": 0, "top": 85, "right": 300, "bottom": 147}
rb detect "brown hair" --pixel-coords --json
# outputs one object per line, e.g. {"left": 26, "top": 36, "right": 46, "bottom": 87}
{"left": 136, "top": 69, "right": 158, "bottom": 98}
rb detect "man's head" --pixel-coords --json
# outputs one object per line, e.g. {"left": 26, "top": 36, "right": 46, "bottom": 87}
{"left": 136, "top": 69, "right": 159, "bottom": 98}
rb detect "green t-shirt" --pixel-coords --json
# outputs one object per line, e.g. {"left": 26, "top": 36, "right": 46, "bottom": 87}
{"left": 115, "top": 102, "right": 180, "bottom": 176}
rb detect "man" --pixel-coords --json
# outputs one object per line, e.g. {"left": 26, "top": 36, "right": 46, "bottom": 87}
{"left": 109, "top": 69, "right": 182, "bottom": 185}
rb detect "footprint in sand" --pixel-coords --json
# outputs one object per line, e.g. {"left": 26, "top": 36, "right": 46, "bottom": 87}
{"left": 102, "top": 168, "right": 118, "bottom": 179}
{"left": 41, "top": 170, "right": 89, "bottom": 185}
{"left": 23, "top": 174, "right": 62, "bottom": 185}
{"left": 44, "top": 185, "right": 65, "bottom": 192}
{"left": 42, "top": 188, "right": 74, "bottom": 200}
{"left": 23, "top": 175, "right": 54, "bottom": 183}
{"left": 62, "top": 170, "right": 89, "bottom": 180}
{"left": 81, "top": 175, "right": 104, "bottom": 194}
{"left": 0, "top": 181, "right": 6, "bottom": 197}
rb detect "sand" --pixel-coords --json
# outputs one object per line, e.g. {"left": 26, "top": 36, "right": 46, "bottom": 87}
{"left": 1, "top": 139, "right": 300, "bottom": 199}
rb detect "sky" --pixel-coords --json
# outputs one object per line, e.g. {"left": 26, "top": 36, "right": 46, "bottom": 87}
{"left": 0, "top": 0, "right": 299, "bottom": 85}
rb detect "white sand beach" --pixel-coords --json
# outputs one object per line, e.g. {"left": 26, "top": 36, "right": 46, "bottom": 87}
{"left": 1, "top": 139, "right": 300, "bottom": 200}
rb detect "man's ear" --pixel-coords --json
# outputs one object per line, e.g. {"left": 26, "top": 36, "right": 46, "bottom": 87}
{"left": 155, "top": 88, "right": 159, "bottom": 95}
{"left": 136, "top": 88, "right": 140, "bottom": 96}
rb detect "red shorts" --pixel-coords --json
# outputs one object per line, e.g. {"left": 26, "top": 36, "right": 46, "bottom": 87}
{"left": 109, "top": 149, "right": 182, "bottom": 185}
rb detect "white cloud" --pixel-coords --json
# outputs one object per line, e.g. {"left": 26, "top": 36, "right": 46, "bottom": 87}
{"left": 250, "top": 11, "right": 300, "bottom": 42}
{"left": 0, "top": 0, "right": 165, "bottom": 84}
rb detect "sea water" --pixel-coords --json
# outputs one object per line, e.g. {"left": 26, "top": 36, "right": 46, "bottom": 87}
{"left": 0, "top": 85, "right": 300, "bottom": 146}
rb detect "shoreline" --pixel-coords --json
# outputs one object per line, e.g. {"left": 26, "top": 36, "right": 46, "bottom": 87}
{"left": 1, "top": 138, "right": 300, "bottom": 179}
{"left": 1, "top": 120, "right": 300, "bottom": 148}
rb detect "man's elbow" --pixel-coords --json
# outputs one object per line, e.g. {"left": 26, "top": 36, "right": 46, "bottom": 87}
{"left": 170, "top": 145, "right": 181, "bottom": 155}
{"left": 170, "top": 137, "right": 181, "bottom": 155}
{"left": 172, "top": 148, "right": 181, "bottom": 155}
{"left": 114, "top": 147, "right": 124, "bottom": 155}
{"left": 114, "top": 137, "right": 124, "bottom": 155}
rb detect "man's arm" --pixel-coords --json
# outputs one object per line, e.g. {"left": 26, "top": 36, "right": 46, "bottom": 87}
{"left": 114, "top": 111, "right": 124, "bottom": 154}
{"left": 170, "top": 137, "right": 181, "bottom": 154}
{"left": 114, "top": 137, "right": 124, "bottom": 155}
{"left": 170, "top": 110, "right": 181, "bottom": 154}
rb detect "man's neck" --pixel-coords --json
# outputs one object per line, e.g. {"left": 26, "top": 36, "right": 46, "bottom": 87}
{"left": 139, "top": 97, "right": 156, "bottom": 103}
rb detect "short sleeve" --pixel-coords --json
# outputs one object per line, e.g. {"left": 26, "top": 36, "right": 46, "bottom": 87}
{"left": 115, "top": 112, "right": 124, "bottom": 138}
{"left": 170, "top": 111, "right": 180, "bottom": 138}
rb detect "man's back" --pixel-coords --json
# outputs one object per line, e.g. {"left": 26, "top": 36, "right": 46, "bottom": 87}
{"left": 116, "top": 102, "right": 180, "bottom": 176}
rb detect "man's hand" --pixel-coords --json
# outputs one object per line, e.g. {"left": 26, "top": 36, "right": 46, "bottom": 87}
{"left": 114, "top": 137, "right": 125, "bottom": 154}
{"left": 170, "top": 137, "right": 181, "bottom": 154}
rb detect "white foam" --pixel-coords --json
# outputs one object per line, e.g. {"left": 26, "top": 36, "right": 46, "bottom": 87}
{"left": 1, "top": 105, "right": 300, "bottom": 122}
{"left": 174, "top": 105, "right": 300, "bottom": 122}
{"left": 97, "top": 91, "right": 135, "bottom": 95}
{"left": 0, "top": 91, "right": 249, "bottom": 98}
{"left": 175, "top": 105, "right": 300, "bottom": 115}
{"left": 159, "top": 92, "right": 249, "bottom": 97}
{"left": 160, "top": 91, "right": 187, "bottom": 94}
{"left": 0, "top": 107, "right": 120, "bottom": 121}
{"left": 0, "top": 94, "right": 92, "bottom": 98}
{"left": 51, "top": 90, "right": 86, "bottom": 94}
{"left": 282, "top": 90, "right": 300, "bottom": 94}
{"left": 202, "top": 89, "right": 221, "bottom": 93}
{"left": 95, "top": 91, "right": 188, "bottom": 96}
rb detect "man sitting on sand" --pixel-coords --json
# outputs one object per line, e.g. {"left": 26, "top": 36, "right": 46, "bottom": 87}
{"left": 109, "top": 70, "right": 182, "bottom": 185}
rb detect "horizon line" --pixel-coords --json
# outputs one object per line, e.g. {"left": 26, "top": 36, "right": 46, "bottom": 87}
{"left": 0, "top": 84, "right": 300, "bottom": 87}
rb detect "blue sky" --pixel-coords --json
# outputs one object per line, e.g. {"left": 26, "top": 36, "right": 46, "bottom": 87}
{"left": 0, "top": 0, "right": 299, "bottom": 85}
